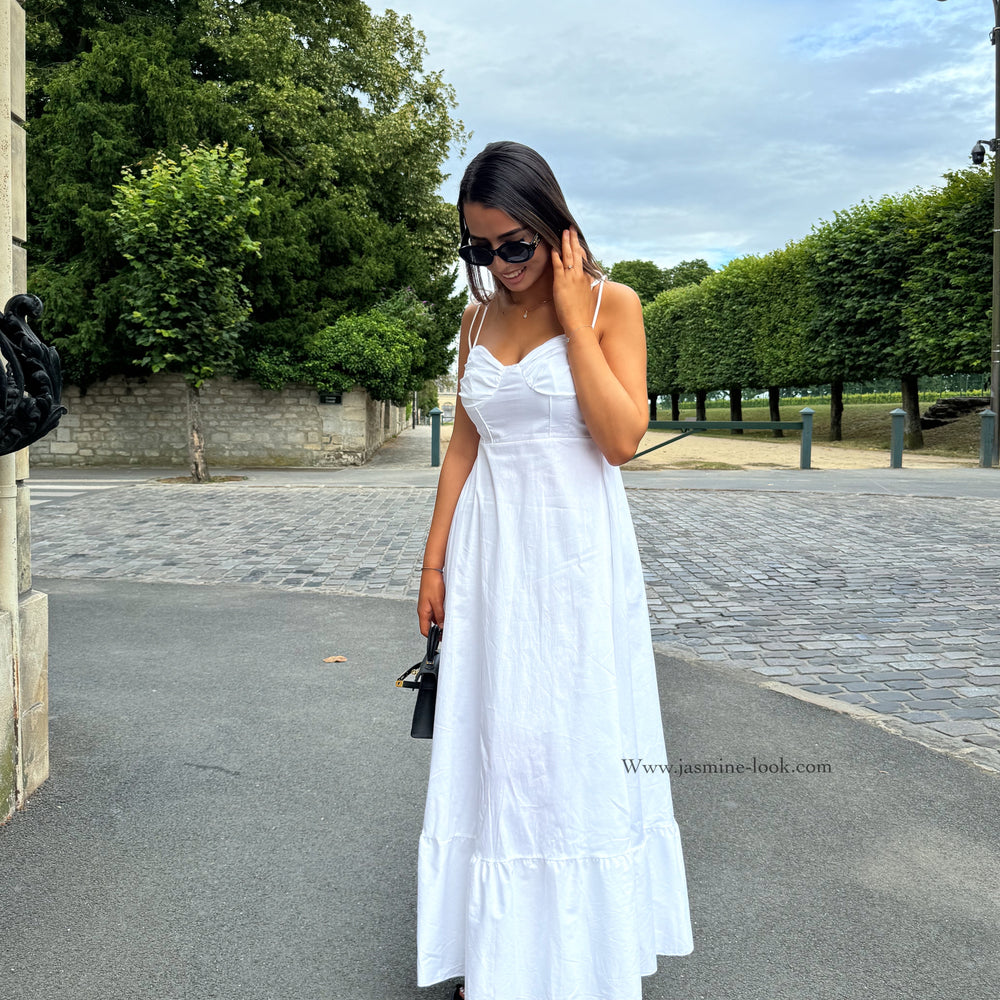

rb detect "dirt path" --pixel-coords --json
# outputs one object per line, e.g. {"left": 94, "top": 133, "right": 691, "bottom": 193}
{"left": 626, "top": 429, "right": 974, "bottom": 471}
{"left": 438, "top": 423, "right": 974, "bottom": 470}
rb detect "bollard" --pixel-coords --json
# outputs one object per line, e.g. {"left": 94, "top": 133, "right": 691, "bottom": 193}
{"left": 889, "top": 408, "right": 905, "bottom": 468}
{"left": 430, "top": 407, "right": 442, "bottom": 467}
{"left": 798, "top": 408, "right": 814, "bottom": 470}
{"left": 980, "top": 409, "right": 996, "bottom": 469}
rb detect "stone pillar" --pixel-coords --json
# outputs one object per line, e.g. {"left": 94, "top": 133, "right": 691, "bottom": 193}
{"left": 1, "top": 0, "right": 46, "bottom": 825}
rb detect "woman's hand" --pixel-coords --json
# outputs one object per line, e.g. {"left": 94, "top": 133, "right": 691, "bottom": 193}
{"left": 418, "top": 568, "right": 445, "bottom": 637}
{"left": 550, "top": 227, "right": 595, "bottom": 339}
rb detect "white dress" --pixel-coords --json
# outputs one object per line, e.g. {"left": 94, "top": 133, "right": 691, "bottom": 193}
{"left": 417, "top": 284, "right": 693, "bottom": 1000}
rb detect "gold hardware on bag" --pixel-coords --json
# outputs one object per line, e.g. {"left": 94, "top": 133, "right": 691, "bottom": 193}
{"left": 396, "top": 664, "right": 420, "bottom": 688}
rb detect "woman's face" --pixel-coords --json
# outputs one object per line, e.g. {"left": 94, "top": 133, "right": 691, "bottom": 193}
{"left": 462, "top": 201, "right": 551, "bottom": 296}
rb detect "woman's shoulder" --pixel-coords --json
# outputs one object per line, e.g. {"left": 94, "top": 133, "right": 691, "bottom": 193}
{"left": 597, "top": 278, "right": 642, "bottom": 311}
{"left": 459, "top": 299, "right": 481, "bottom": 338}
{"left": 593, "top": 279, "right": 643, "bottom": 334}
{"left": 457, "top": 296, "right": 495, "bottom": 365}
{"left": 591, "top": 278, "right": 645, "bottom": 355}
{"left": 460, "top": 295, "right": 495, "bottom": 326}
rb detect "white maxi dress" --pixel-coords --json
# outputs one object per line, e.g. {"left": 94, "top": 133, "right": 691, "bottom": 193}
{"left": 417, "top": 284, "right": 693, "bottom": 1000}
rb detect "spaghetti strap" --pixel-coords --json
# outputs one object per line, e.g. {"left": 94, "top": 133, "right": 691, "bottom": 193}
{"left": 467, "top": 303, "right": 482, "bottom": 354}
{"left": 590, "top": 279, "right": 605, "bottom": 327}
{"left": 468, "top": 301, "right": 489, "bottom": 353}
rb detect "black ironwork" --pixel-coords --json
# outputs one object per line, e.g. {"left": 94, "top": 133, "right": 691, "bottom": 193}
{"left": 0, "top": 294, "right": 66, "bottom": 456}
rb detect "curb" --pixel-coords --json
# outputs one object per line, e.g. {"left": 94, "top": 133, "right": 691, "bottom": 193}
{"left": 654, "top": 640, "right": 1000, "bottom": 777}
{"left": 761, "top": 679, "right": 1000, "bottom": 776}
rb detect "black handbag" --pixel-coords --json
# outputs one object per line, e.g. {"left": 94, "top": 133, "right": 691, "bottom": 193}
{"left": 1, "top": 294, "right": 67, "bottom": 456}
{"left": 396, "top": 624, "right": 441, "bottom": 739}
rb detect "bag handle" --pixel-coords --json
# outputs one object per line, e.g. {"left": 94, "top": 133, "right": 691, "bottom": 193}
{"left": 424, "top": 623, "right": 442, "bottom": 661}
{"left": 396, "top": 623, "right": 442, "bottom": 688}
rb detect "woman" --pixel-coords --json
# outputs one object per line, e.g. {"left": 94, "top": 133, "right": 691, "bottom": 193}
{"left": 416, "top": 141, "right": 692, "bottom": 1000}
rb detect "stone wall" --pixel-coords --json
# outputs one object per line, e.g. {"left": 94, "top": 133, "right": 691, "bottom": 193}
{"left": 2, "top": 0, "right": 46, "bottom": 824}
{"left": 30, "top": 373, "right": 407, "bottom": 468}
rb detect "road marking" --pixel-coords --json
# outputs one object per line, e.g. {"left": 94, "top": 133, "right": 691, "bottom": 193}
{"left": 28, "top": 479, "right": 141, "bottom": 507}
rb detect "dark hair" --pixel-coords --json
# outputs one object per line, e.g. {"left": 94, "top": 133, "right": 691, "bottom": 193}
{"left": 457, "top": 141, "right": 603, "bottom": 304}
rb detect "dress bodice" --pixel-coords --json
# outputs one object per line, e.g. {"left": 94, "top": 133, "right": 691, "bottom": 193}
{"left": 459, "top": 281, "right": 605, "bottom": 445}
{"left": 459, "top": 336, "right": 589, "bottom": 444}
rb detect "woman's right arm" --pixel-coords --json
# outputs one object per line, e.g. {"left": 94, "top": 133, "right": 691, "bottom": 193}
{"left": 417, "top": 303, "right": 483, "bottom": 636}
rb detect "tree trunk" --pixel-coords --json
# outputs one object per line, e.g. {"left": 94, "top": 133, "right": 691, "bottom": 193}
{"left": 901, "top": 374, "right": 924, "bottom": 450}
{"left": 729, "top": 384, "right": 743, "bottom": 434}
{"left": 187, "top": 383, "right": 210, "bottom": 482}
{"left": 671, "top": 392, "right": 680, "bottom": 421}
{"left": 648, "top": 393, "right": 657, "bottom": 420}
{"left": 695, "top": 390, "right": 707, "bottom": 422}
{"left": 768, "top": 386, "right": 783, "bottom": 437}
{"left": 829, "top": 381, "right": 844, "bottom": 441}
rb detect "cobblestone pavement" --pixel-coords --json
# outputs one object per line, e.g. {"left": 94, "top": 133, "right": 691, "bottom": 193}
{"left": 30, "top": 477, "right": 1000, "bottom": 770}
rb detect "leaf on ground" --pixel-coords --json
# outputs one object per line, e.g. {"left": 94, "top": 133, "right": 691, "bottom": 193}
{"left": 323, "top": 655, "right": 347, "bottom": 663}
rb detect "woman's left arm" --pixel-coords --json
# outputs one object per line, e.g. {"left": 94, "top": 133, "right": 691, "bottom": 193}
{"left": 552, "top": 229, "right": 649, "bottom": 466}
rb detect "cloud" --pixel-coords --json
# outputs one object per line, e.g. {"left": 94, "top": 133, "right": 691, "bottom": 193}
{"left": 788, "top": 0, "right": 957, "bottom": 59}
{"left": 378, "top": 0, "right": 991, "bottom": 269}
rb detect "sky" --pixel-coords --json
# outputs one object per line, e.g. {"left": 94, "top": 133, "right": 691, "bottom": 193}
{"left": 375, "top": 0, "right": 993, "bottom": 272}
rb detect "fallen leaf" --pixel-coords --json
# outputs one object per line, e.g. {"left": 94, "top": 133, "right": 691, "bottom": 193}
{"left": 323, "top": 655, "right": 347, "bottom": 663}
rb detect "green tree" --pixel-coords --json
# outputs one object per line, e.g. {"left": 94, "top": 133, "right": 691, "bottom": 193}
{"left": 802, "top": 193, "right": 925, "bottom": 444}
{"left": 749, "top": 244, "right": 816, "bottom": 431}
{"left": 610, "top": 257, "right": 714, "bottom": 306}
{"left": 749, "top": 244, "right": 815, "bottom": 389}
{"left": 903, "top": 163, "right": 993, "bottom": 379}
{"left": 644, "top": 283, "right": 702, "bottom": 418}
{"left": 659, "top": 282, "right": 715, "bottom": 417}
{"left": 27, "top": 0, "right": 465, "bottom": 388}
{"left": 417, "top": 379, "right": 439, "bottom": 415}
{"left": 245, "top": 287, "right": 432, "bottom": 404}
{"left": 608, "top": 260, "right": 667, "bottom": 304}
{"left": 664, "top": 258, "right": 714, "bottom": 290}
{"left": 299, "top": 311, "right": 424, "bottom": 405}
{"left": 695, "top": 261, "right": 761, "bottom": 426}
{"left": 109, "top": 143, "right": 262, "bottom": 480}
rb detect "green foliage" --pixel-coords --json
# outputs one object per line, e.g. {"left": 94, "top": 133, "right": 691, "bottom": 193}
{"left": 27, "top": 0, "right": 466, "bottom": 386}
{"left": 665, "top": 258, "right": 714, "bottom": 290}
{"left": 902, "top": 164, "right": 993, "bottom": 375}
{"left": 695, "top": 258, "right": 761, "bottom": 391}
{"left": 802, "top": 193, "right": 924, "bottom": 382}
{"left": 610, "top": 257, "right": 714, "bottom": 305}
{"left": 644, "top": 283, "right": 703, "bottom": 395}
{"left": 245, "top": 288, "right": 432, "bottom": 400}
{"left": 244, "top": 348, "right": 301, "bottom": 393}
{"left": 645, "top": 263, "right": 762, "bottom": 396}
{"left": 374, "top": 286, "right": 458, "bottom": 384}
{"left": 417, "top": 380, "right": 439, "bottom": 412}
{"left": 608, "top": 260, "right": 668, "bottom": 304}
{"left": 637, "top": 171, "right": 993, "bottom": 398}
{"left": 299, "top": 310, "right": 424, "bottom": 404}
{"left": 749, "top": 244, "right": 815, "bottom": 388}
{"left": 109, "top": 143, "right": 262, "bottom": 386}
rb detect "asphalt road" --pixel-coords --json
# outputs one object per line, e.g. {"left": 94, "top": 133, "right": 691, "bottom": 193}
{"left": 1, "top": 578, "right": 997, "bottom": 1000}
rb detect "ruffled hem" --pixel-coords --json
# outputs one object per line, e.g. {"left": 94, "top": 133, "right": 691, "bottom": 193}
{"left": 417, "top": 822, "right": 692, "bottom": 998}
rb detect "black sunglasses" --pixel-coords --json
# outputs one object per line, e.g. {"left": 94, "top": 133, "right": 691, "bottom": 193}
{"left": 458, "top": 233, "right": 541, "bottom": 267}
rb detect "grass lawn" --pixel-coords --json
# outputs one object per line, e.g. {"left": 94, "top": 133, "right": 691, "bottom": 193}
{"left": 673, "top": 403, "right": 983, "bottom": 459}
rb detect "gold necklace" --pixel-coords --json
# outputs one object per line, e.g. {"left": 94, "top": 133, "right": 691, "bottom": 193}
{"left": 511, "top": 297, "right": 551, "bottom": 320}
